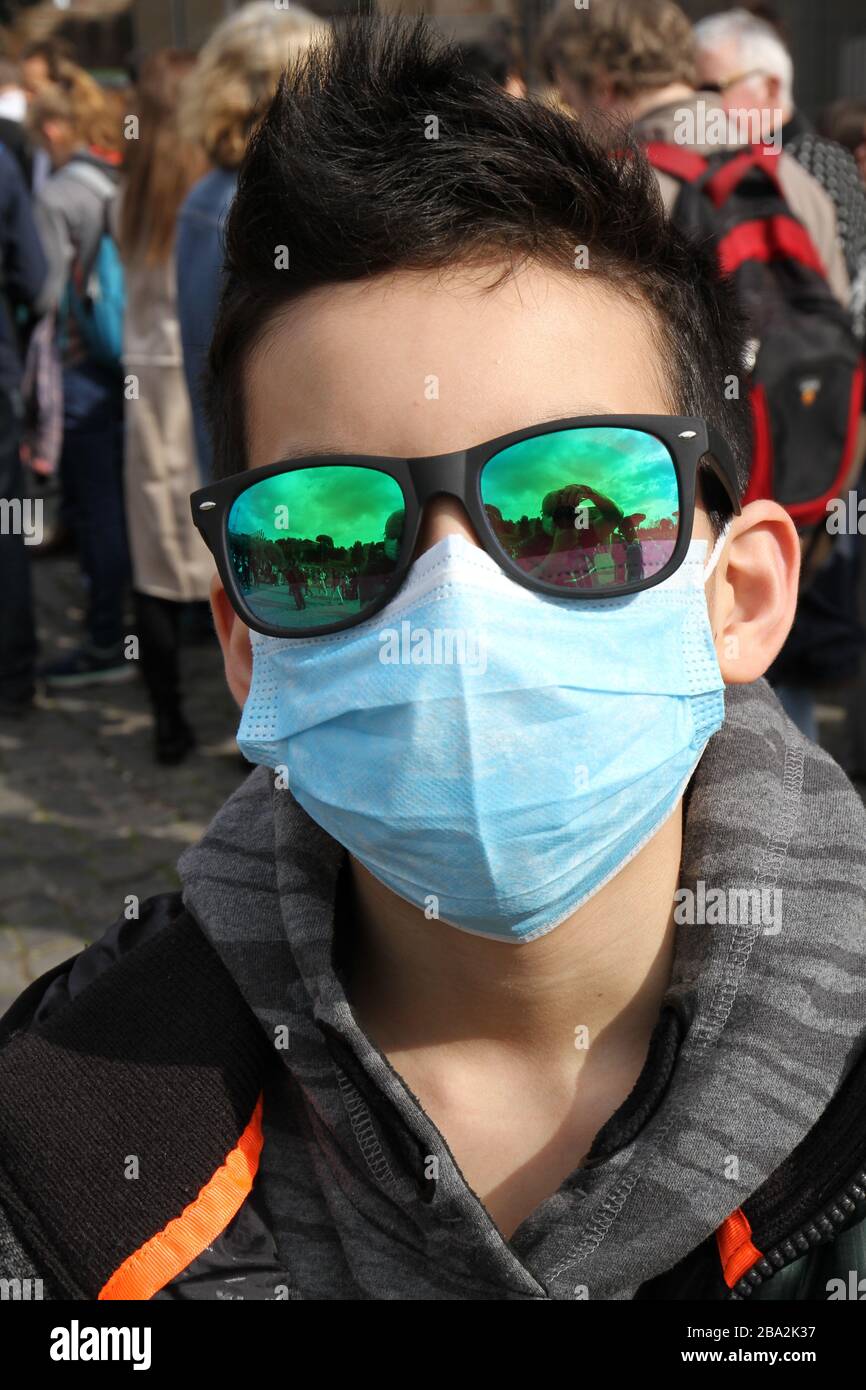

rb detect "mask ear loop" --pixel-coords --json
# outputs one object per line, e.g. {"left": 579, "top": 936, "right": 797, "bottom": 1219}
{"left": 703, "top": 521, "right": 732, "bottom": 582}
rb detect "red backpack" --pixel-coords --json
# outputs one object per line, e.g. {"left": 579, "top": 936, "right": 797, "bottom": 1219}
{"left": 645, "top": 141, "right": 865, "bottom": 532}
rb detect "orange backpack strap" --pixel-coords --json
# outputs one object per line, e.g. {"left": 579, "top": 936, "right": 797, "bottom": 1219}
{"left": 0, "top": 895, "right": 274, "bottom": 1300}
{"left": 716, "top": 1207, "right": 763, "bottom": 1288}
{"left": 99, "top": 1094, "right": 264, "bottom": 1300}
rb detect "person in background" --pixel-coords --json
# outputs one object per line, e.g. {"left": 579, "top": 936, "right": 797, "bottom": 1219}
{"left": 540, "top": 0, "right": 850, "bottom": 299}
{"left": 441, "top": 15, "right": 527, "bottom": 96}
{"left": 20, "top": 37, "right": 71, "bottom": 104}
{"left": 0, "top": 145, "right": 47, "bottom": 718}
{"left": 0, "top": 56, "right": 27, "bottom": 119}
{"left": 176, "top": 0, "right": 325, "bottom": 482}
{"left": 821, "top": 99, "right": 866, "bottom": 186}
{"left": 694, "top": 7, "right": 866, "bottom": 752}
{"left": 115, "top": 51, "right": 212, "bottom": 764}
{"left": 19, "top": 36, "right": 71, "bottom": 193}
{"left": 693, "top": 9, "right": 866, "bottom": 336}
{"left": 818, "top": 92, "right": 866, "bottom": 784}
{"left": 541, "top": 0, "right": 857, "bottom": 744}
{"left": 0, "top": 57, "right": 35, "bottom": 187}
{"left": 28, "top": 63, "right": 131, "bottom": 688}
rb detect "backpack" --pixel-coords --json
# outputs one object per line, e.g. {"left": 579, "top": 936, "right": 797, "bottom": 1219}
{"left": 59, "top": 159, "right": 125, "bottom": 373}
{"left": 645, "top": 141, "right": 865, "bottom": 533}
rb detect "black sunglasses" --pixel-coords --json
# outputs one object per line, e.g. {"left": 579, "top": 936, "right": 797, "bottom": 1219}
{"left": 701, "top": 68, "right": 769, "bottom": 95}
{"left": 190, "top": 414, "right": 740, "bottom": 639}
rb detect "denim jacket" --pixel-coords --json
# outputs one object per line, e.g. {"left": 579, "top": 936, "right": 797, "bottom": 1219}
{"left": 175, "top": 167, "right": 237, "bottom": 483}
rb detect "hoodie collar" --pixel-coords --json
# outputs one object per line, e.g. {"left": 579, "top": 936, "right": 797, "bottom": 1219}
{"left": 178, "top": 678, "right": 866, "bottom": 1296}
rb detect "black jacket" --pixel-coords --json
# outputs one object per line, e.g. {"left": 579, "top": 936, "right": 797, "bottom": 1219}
{"left": 0, "top": 143, "right": 46, "bottom": 392}
{"left": 0, "top": 889, "right": 865, "bottom": 1301}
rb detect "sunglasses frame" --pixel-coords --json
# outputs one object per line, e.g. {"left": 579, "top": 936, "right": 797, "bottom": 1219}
{"left": 701, "top": 68, "right": 769, "bottom": 95}
{"left": 190, "top": 413, "right": 741, "bottom": 639}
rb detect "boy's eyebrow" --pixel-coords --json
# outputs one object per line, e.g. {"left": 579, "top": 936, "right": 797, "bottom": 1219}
{"left": 272, "top": 443, "right": 354, "bottom": 460}
{"left": 268, "top": 409, "right": 626, "bottom": 463}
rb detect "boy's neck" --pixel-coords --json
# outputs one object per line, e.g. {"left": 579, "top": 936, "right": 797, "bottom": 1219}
{"left": 344, "top": 806, "right": 683, "bottom": 1063}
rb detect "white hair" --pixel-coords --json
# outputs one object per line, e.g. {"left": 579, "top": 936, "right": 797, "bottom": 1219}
{"left": 693, "top": 8, "right": 793, "bottom": 106}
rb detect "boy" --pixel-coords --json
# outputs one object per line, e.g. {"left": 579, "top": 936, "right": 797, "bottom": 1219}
{"left": 1, "top": 18, "right": 864, "bottom": 1302}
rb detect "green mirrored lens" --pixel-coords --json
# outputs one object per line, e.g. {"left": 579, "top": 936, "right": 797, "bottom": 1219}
{"left": 480, "top": 427, "right": 680, "bottom": 591}
{"left": 227, "top": 466, "right": 405, "bottom": 631}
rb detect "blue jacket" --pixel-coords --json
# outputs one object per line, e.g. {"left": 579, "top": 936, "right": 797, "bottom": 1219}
{"left": 175, "top": 167, "right": 237, "bottom": 482}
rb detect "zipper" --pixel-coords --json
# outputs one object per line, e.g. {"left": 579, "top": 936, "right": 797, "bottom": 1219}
{"left": 728, "top": 1166, "right": 866, "bottom": 1298}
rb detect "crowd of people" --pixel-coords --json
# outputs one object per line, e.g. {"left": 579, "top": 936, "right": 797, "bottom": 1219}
{"left": 0, "top": 3, "right": 326, "bottom": 761}
{"left": 2, "top": 0, "right": 866, "bottom": 767}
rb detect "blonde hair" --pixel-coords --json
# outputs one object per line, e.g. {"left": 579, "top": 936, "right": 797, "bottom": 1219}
{"left": 180, "top": 1, "right": 326, "bottom": 170}
{"left": 539, "top": 0, "right": 696, "bottom": 101}
{"left": 27, "top": 58, "right": 124, "bottom": 153}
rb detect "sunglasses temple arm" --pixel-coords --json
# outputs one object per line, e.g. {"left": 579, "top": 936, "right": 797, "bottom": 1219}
{"left": 703, "top": 424, "right": 744, "bottom": 515}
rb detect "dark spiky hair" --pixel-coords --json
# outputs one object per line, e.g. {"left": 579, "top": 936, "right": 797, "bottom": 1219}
{"left": 206, "top": 16, "right": 750, "bottom": 529}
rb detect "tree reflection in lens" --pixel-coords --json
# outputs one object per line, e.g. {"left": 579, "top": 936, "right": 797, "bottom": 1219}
{"left": 226, "top": 467, "right": 405, "bottom": 629}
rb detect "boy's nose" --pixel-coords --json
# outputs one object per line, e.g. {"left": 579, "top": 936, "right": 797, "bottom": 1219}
{"left": 411, "top": 495, "right": 483, "bottom": 563}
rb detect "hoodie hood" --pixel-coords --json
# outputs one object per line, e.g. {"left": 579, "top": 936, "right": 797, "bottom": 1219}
{"left": 178, "top": 678, "right": 866, "bottom": 1299}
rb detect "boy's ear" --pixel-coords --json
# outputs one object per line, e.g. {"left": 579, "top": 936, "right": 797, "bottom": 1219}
{"left": 210, "top": 573, "right": 253, "bottom": 708}
{"left": 709, "top": 499, "right": 801, "bottom": 683}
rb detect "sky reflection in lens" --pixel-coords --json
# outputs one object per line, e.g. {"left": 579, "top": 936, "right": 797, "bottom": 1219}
{"left": 227, "top": 465, "right": 405, "bottom": 629}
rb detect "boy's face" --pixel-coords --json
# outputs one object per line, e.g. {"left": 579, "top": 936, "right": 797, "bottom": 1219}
{"left": 213, "top": 260, "right": 798, "bottom": 702}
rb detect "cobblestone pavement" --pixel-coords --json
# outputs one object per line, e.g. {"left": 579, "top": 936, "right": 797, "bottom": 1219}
{"left": 1, "top": 551, "right": 862, "bottom": 1014}
{"left": 0, "top": 551, "right": 248, "bottom": 1011}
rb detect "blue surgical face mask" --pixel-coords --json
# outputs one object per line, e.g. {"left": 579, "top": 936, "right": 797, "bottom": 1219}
{"left": 237, "top": 529, "right": 728, "bottom": 943}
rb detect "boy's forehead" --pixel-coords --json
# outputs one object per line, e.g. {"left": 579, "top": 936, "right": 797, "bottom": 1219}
{"left": 243, "top": 263, "right": 673, "bottom": 472}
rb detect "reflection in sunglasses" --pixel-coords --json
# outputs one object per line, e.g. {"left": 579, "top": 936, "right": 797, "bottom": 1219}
{"left": 486, "top": 478, "right": 676, "bottom": 590}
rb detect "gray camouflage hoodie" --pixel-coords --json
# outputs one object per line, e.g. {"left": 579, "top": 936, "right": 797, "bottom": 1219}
{"left": 1, "top": 679, "right": 865, "bottom": 1300}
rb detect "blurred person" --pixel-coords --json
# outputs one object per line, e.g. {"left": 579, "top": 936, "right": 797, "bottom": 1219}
{"left": 821, "top": 99, "right": 866, "bottom": 185}
{"left": 285, "top": 559, "right": 306, "bottom": 610}
{"left": 541, "top": 0, "right": 860, "bottom": 742}
{"left": 176, "top": 0, "right": 326, "bottom": 481}
{"left": 694, "top": 9, "right": 866, "bottom": 327}
{"left": 695, "top": 8, "right": 866, "bottom": 744}
{"left": 28, "top": 63, "right": 132, "bottom": 688}
{"left": 441, "top": 15, "right": 527, "bottom": 96}
{"left": 2, "top": 20, "right": 865, "bottom": 1305}
{"left": 817, "top": 97, "right": 866, "bottom": 778}
{"left": 116, "top": 51, "right": 212, "bottom": 763}
{"left": 19, "top": 35, "right": 69, "bottom": 192}
{"left": 539, "top": 0, "right": 848, "bottom": 302}
{"left": 28, "top": 61, "right": 123, "bottom": 178}
{"left": 0, "top": 146, "right": 48, "bottom": 717}
{"left": 0, "top": 57, "right": 34, "bottom": 187}
{"left": 11, "top": 48, "right": 64, "bottom": 538}
{"left": 692, "top": 5, "right": 794, "bottom": 127}
{"left": 20, "top": 37, "right": 71, "bottom": 104}
{"left": 0, "top": 56, "right": 27, "bottom": 120}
